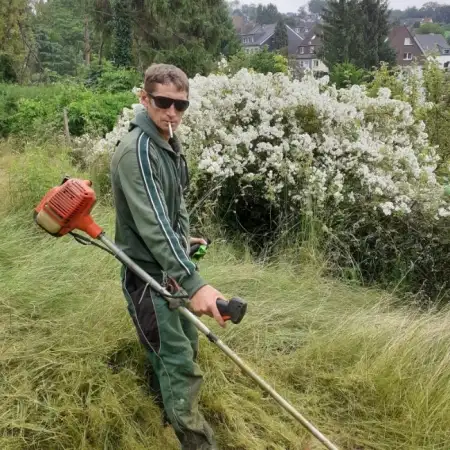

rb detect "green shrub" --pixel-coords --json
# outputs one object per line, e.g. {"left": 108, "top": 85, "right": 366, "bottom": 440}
{"left": 78, "top": 69, "right": 449, "bottom": 302}
{"left": 0, "top": 83, "right": 135, "bottom": 139}
{"left": 83, "top": 61, "right": 142, "bottom": 93}
{"left": 152, "top": 44, "right": 216, "bottom": 78}
{"left": 67, "top": 91, "right": 135, "bottom": 136}
{"left": 329, "top": 62, "right": 370, "bottom": 89}
{"left": 326, "top": 202, "right": 450, "bottom": 303}
{"left": 218, "top": 47, "right": 289, "bottom": 75}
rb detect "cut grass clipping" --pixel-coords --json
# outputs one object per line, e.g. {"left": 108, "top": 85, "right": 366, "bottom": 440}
{"left": 1, "top": 144, "right": 450, "bottom": 449}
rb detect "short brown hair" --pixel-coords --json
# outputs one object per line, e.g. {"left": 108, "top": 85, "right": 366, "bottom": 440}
{"left": 144, "top": 64, "right": 189, "bottom": 95}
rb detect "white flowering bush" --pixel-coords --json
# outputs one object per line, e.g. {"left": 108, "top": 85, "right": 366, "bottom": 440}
{"left": 76, "top": 68, "right": 449, "bottom": 300}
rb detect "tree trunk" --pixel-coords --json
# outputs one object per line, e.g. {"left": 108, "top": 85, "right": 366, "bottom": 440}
{"left": 84, "top": 15, "right": 91, "bottom": 65}
{"left": 99, "top": 29, "right": 104, "bottom": 66}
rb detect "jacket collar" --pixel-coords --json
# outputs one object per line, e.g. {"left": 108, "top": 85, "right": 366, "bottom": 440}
{"left": 131, "top": 110, "right": 182, "bottom": 155}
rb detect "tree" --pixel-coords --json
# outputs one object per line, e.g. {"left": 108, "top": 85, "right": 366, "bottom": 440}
{"left": 273, "top": 20, "right": 288, "bottom": 50}
{"left": 8, "top": 0, "right": 241, "bottom": 81}
{"left": 90, "top": 0, "right": 114, "bottom": 66}
{"left": 320, "top": 0, "right": 359, "bottom": 68}
{"left": 283, "top": 14, "right": 297, "bottom": 27}
{"left": 320, "top": 0, "right": 395, "bottom": 70}
{"left": 33, "top": 0, "right": 86, "bottom": 76}
{"left": 111, "top": 0, "right": 132, "bottom": 67}
{"left": 0, "top": 0, "right": 35, "bottom": 81}
{"left": 416, "top": 23, "right": 446, "bottom": 36}
{"left": 360, "top": 0, "right": 395, "bottom": 69}
{"left": 241, "top": 3, "right": 258, "bottom": 22}
{"left": 308, "top": 0, "right": 327, "bottom": 14}
{"left": 391, "top": 4, "right": 450, "bottom": 23}
{"left": 256, "top": 3, "right": 281, "bottom": 25}
{"left": 297, "top": 6, "right": 308, "bottom": 19}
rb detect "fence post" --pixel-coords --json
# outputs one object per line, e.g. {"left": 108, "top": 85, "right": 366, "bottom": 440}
{"left": 63, "top": 108, "right": 71, "bottom": 144}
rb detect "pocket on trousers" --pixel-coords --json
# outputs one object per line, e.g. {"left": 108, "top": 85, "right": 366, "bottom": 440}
{"left": 123, "top": 269, "right": 161, "bottom": 354}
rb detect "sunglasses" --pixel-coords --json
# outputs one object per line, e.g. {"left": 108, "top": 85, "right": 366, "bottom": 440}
{"left": 148, "top": 93, "right": 190, "bottom": 112}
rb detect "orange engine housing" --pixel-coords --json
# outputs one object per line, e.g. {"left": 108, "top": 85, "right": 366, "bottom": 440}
{"left": 34, "top": 178, "right": 103, "bottom": 239}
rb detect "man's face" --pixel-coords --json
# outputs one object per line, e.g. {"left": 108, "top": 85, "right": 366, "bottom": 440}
{"left": 141, "top": 82, "right": 188, "bottom": 137}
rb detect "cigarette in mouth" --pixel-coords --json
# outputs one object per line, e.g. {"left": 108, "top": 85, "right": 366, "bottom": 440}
{"left": 168, "top": 122, "right": 173, "bottom": 138}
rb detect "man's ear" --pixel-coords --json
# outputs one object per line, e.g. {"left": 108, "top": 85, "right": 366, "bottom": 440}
{"left": 140, "top": 90, "right": 150, "bottom": 108}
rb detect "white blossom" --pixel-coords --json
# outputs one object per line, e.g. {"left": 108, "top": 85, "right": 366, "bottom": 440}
{"left": 74, "top": 70, "right": 449, "bottom": 219}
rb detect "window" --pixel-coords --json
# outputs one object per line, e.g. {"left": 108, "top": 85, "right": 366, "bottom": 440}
{"left": 299, "top": 46, "right": 305, "bottom": 54}
{"left": 444, "top": 49, "right": 450, "bottom": 54}
{"left": 313, "top": 60, "right": 319, "bottom": 67}
{"left": 310, "top": 46, "right": 315, "bottom": 53}
{"left": 404, "top": 38, "right": 412, "bottom": 46}
{"left": 403, "top": 52, "right": 412, "bottom": 60}
{"left": 243, "top": 37, "right": 254, "bottom": 44}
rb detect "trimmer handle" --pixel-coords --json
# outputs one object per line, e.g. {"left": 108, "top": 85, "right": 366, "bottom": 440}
{"left": 216, "top": 297, "right": 247, "bottom": 324}
{"left": 189, "top": 238, "right": 211, "bottom": 258}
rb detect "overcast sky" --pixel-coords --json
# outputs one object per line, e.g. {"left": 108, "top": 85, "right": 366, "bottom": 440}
{"left": 257, "top": 0, "right": 450, "bottom": 13}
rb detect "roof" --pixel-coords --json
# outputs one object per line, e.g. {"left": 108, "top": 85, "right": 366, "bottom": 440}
{"left": 298, "top": 28, "right": 321, "bottom": 46}
{"left": 240, "top": 24, "right": 276, "bottom": 46}
{"left": 286, "top": 25, "right": 303, "bottom": 40}
{"left": 286, "top": 25, "right": 304, "bottom": 56}
{"left": 296, "top": 28, "right": 322, "bottom": 59}
{"left": 414, "top": 33, "right": 450, "bottom": 53}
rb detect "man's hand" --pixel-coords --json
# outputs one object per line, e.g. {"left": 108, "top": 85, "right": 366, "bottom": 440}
{"left": 190, "top": 237, "right": 208, "bottom": 246}
{"left": 190, "top": 285, "right": 226, "bottom": 328}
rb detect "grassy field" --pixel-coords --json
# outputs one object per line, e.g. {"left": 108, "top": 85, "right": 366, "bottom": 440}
{"left": 1, "top": 142, "right": 450, "bottom": 450}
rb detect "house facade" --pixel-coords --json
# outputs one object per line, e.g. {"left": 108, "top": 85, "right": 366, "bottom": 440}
{"left": 388, "top": 26, "right": 450, "bottom": 69}
{"left": 414, "top": 33, "right": 450, "bottom": 69}
{"left": 296, "top": 30, "right": 328, "bottom": 73}
{"left": 388, "top": 26, "right": 424, "bottom": 66}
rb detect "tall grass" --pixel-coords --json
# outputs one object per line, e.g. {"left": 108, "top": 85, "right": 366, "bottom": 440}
{"left": 1, "top": 143, "right": 450, "bottom": 449}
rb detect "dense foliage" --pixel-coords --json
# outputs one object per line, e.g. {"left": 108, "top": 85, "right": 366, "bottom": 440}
{"left": 391, "top": 3, "right": 450, "bottom": 24}
{"left": 64, "top": 62, "right": 449, "bottom": 302}
{"left": 0, "top": 82, "right": 134, "bottom": 139}
{"left": 0, "top": 0, "right": 240, "bottom": 82}
{"left": 320, "top": 0, "right": 396, "bottom": 70}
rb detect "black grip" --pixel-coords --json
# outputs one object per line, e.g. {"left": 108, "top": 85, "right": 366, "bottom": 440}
{"left": 216, "top": 297, "right": 247, "bottom": 324}
{"left": 189, "top": 238, "right": 211, "bottom": 258}
{"left": 189, "top": 244, "right": 201, "bottom": 257}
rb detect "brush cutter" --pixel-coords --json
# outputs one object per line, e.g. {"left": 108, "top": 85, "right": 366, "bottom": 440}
{"left": 34, "top": 177, "right": 339, "bottom": 450}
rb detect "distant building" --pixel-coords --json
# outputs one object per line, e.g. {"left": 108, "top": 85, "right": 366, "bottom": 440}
{"left": 231, "top": 10, "right": 245, "bottom": 33}
{"left": 415, "top": 33, "right": 450, "bottom": 69}
{"left": 388, "top": 26, "right": 424, "bottom": 67}
{"left": 239, "top": 23, "right": 303, "bottom": 58}
{"left": 296, "top": 29, "right": 328, "bottom": 73}
{"left": 292, "top": 21, "right": 316, "bottom": 38}
{"left": 388, "top": 26, "right": 450, "bottom": 69}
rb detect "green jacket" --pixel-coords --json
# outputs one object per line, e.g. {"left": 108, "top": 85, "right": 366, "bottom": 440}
{"left": 110, "top": 110, "right": 206, "bottom": 298}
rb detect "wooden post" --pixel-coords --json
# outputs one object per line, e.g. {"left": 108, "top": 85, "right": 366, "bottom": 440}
{"left": 63, "top": 108, "right": 71, "bottom": 144}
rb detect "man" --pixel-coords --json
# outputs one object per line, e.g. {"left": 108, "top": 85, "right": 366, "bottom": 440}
{"left": 110, "top": 63, "right": 225, "bottom": 449}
